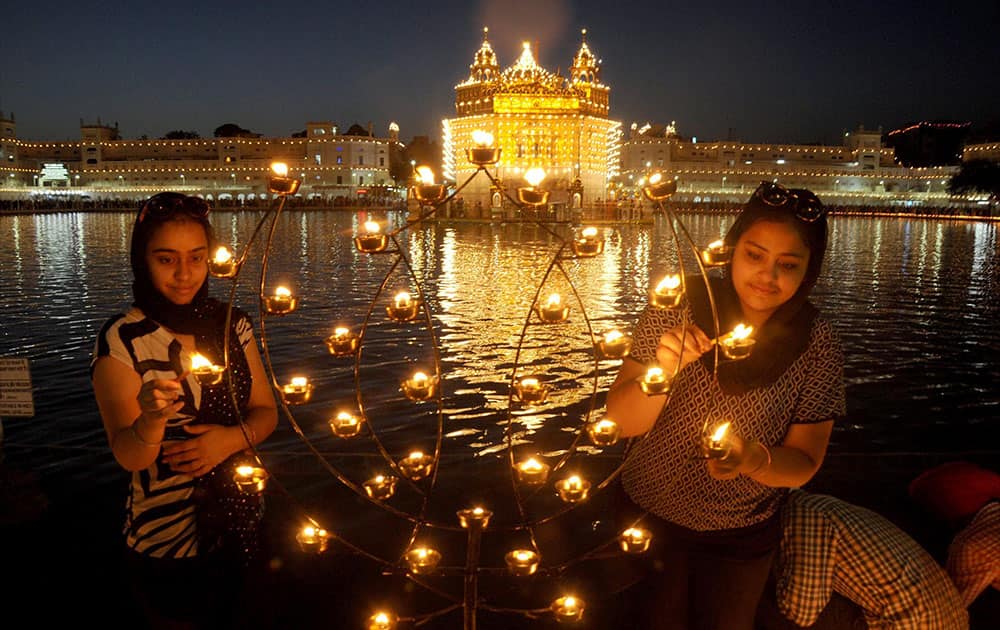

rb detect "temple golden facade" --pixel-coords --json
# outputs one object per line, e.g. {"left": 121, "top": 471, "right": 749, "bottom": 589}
{"left": 442, "top": 29, "right": 622, "bottom": 212}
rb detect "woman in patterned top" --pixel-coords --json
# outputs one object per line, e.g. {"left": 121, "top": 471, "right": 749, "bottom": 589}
{"left": 607, "top": 182, "right": 846, "bottom": 630}
{"left": 91, "top": 192, "right": 277, "bottom": 627}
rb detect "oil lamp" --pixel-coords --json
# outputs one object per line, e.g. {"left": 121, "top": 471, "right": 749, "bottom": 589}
{"left": 457, "top": 506, "right": 492, "bottom": 529}
{"left": 595, "top": 329, "right": 632, "bottom": 360}
{"left": 649, "top": 274, "right": 683, "bottom": 309}
{"left": 701, "top": 239, "right": 732, "bottom": 267}
{"left": 400, "top": 370, "right": 438, "bottom": 401}
{"left": 466, "top": 129, "right": 500, "bottom": 166}
{"left": 412, "top": 166, "right": 446, "bottom": 204}
{"left": 637, "top": 366, "right": 671, "bottom": 395}
{"left": 264, "top": 285, "right": 298, "bottom": 315}
{"left": 189, "top": 352, "right": 224, "bottom": 386}
{"left": 515, "top": 456, "right": 550, "bottom": 485}
{"left": 329, "top": 410, "right": 363, "bottom": 438}
{"left": 281, "top": 376, "right": 313, "bottom": 405}
{"left": 296, "top": 525, "right": 331, "bottom": 554}
{"left": 363, "top": 474, "right": 398, "bottom": 500}
{"left": 618, "top": 527, "right": 652, "bottom": 554}
{"left": 354, "top": 220, "right": 388, "bottom": 253}
{"left": 718, "top": 323, "right": 755, "bottom": 360}
{"left": 551, "top": 595, "right": 585, "bottom": 623}
{"left": 571, "top": 226, "right": 604, "bottom": 257}
{"left": 535, "top": 293, "right": 569, "bottom": 323}
{"left": 367, "top": 611, "right": 398, "bottom": 630}
{"left": 642, "top": 172, "right": 678, "bottom": 202}
{"left": 208, "top": 245, "right": 237, "bottom": 278}
{"left": 267, "top": 161, "right": 301, "bottom": 195}
{"left": 505, "top": 549, "right": 540, "bottom": 576}
{"left": 233, "top": 464, "right": 269, "bottom": 493}
{"left": 555, "top": 475, "right": 591, "bottom": 503}
{"left": 513, "top": 376, "right": 549, "bottom": 405}
{"left": 397, "top": 450, "right": 435, "bottom": 481}
{"left": 702, "top": 421, "right": 732, "bottom": 459}
{"left": 517, "top": 167, "right": 549, "bottom": 206}
{"left": 404, "top": 546, "right": 441, "bottom": 574}
{"left": 324, "top": 326, "right": 360, "bottom": 356}
{"left": 386, "top": 290, "right": 420, "bottom": 322}
{"left": 586, "top": 419, "right": 621, "bottom": 446}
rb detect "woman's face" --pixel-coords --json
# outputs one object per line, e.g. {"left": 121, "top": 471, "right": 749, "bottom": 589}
{"left": 144, "top": 219, "right": 209, "bottom": 305}
{"left": 730, "top": 219, "right": 810, "bottom": 326}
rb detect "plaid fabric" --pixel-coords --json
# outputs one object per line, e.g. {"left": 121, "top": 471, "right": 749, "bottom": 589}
{"left": 947, "top": 500, "right": 1000, "bottom": 607}
{"left": 777, "top": 490, "right": 968, "bottom": 629}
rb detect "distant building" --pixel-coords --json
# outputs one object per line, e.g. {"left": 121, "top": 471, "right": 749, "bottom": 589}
{"left": 885, "top": 121, "right": 970, "bottom": 168}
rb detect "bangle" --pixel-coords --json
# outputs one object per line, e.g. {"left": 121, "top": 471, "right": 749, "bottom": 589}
{"left": 130, "top": 421, "right": 162, "bottom": 447}
{"left": 746, "top": 441, "right": 771, "bottom": 476}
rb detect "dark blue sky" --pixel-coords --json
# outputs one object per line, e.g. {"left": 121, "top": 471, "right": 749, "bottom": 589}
{"left": 2, "top": 0, "right": 998, "bottom": 144}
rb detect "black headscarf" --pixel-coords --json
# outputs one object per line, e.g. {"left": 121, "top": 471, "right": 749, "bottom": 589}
{"left": 689, "top": 186, "right": 828, "bottom": 394}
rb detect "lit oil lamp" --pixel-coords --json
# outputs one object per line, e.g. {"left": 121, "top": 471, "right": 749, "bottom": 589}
{"left": 515, "top": 457, "right": 551, "bottom": 485}
{"left": 517, "top": 167, "right": 550, "bottom": 206}
{"left": 264, "top": 285, "right": 298, "bottom": 315}
{"left": 354, "top": 220, "right": 388, "bottom": 253}
{"left": 571, "top": 226, "right": 604, "bottom": 257}
{"left": 412, "top": 166, "right": 446, "bottom": 204}
{"left": 208, "top": 245, "right": 237, "bottom": 278}
{"left": 189, "top": 352, "right": 224, "bottom": 386}
{"left": 466, "top": 129, "right": 500, "bottom": 166}
{"left": 637, "top": 366, "right": 671, "bottom": 396}
{"left": 642, "top": 172, "right": 678, "bottom": 202}
{"left": 367, "top": 611, "right": 398, "bottom": 630}
{"left": 718, "top": 323, "right": 755, "bottom": 360}
{"left": 397, "top": 450, "right": 435, "bottom": 481}
{"left": 535, "top": 293, "right": 569, "bottom": 323}
{"left": 513, "top": 376, "right": 549, "bottom": 405}
{"left": 649, "top": 274, "right": 684, "bottom": 309}
{"left": 233, "top": 464, "right": 269, "bottom": 493}
{"left": 296, "top": 524, "right": 331, "bottom": 554}
{"left": 702, "top": 421, "right": 732, "bottom": 459}
{"left": 324, "top": 326, "right": 360, "bottom": 356}
{"left": 386, "top": 290, "right": 421, "bottom": 322}
{"left": 281, "top": 376, "right": 314, "bottom": 405}
{"left": 404, "top": 546, "right": 442, "bottom": 574}
{"left": 363, "top": 474, "right": 398, "bottom": 501}
{"left": 618, "top": 527, "right": 652, "bottom": 554}
{"left": 457, "top": 506, "right": 493, "bottom": 529}
{"left": 551, "top": 595, "right": 585, "bottom": 623}
{"left": 505, "top": 548, "right": 540, "bottom": 576}
{"left": 586, "top": 419, "right": 621, "bottom": 446}
{"left": 400, "top": 370, "right": 438, "bottom": 401}
{"left": 328, "top": 410, "right": 363, "bottom": 438}
{"left": 555, "top": 475, "right": 591, "bottom": 503}
{"left": 267, "top": 161, "right": 301, "bottom": 195}
{"left": 701, "top": 239, "right": 732, "bottom": 267}
{"left": 596, "top": 329, "right": 632, "bottom": 360}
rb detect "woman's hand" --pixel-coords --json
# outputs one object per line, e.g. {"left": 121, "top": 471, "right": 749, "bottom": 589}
{"left": 160, "top": 424, "right": 236, "bottom": 477}
{"left": 655, "top": 324, "right": 713, "bottom": 374}
{"left": 707, "top": 433, "right": 767, "bottom": 480}
{"left": 136, "top": 377, "right": 185, "bottom": 426}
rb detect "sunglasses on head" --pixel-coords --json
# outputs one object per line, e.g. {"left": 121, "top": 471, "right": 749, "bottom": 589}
{"left": 752, "top": 181, "right": 825, "bottom": 223}
{"left": 137, "top": 193, "right": 210, "bottom": 223}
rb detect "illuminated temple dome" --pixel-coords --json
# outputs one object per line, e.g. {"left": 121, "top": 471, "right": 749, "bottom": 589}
{"left": 443, "top": 28, "right": 621, "bottom": 212}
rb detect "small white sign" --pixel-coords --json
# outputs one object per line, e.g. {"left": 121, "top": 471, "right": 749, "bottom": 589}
{"left": 0, "top": 357, "right": 34, "bottom": 417}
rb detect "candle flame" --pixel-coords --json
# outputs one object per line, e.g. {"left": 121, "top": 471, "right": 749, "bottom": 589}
{"left": 524, "top": 167, "right": 546, "bottom": 187}
{"left": 408, "top": 450, "right": 425, "bottom": 460}
{"left": 707, "top": 239, "right": 725, "bottom": 250}
{"left": 710, "top": 421, "right": 731, "bottom": 443}
{"left": 645, "top": 366, "right": 665, "bottom": 382}
{"left": 363, "top": 220, "right": 381, "bottom": 234}
{"left": 335, "top": 411, "right": 357, "bottom": 423}
{"left": 416, "top": 165, "right": 435, "bottom": 185}
{"left": 472, "top": 507, "right": 484, "bottom": 515}
{"left": 515, "top": 550, "right": 533, "bottom": 561}
{"left": 565, "top": 475, "right": 582, "bottom": 490}
{"left": 545, "top": 293, "right": 561, "bottom": 308}
{"left": 581, "top": 226, "right": 598, "bottom": 238}
{"left": 648, "top": 172, "right": 663, "bottom": 185}
{"left": 274, "top": 286, "right": 291, "bottom": 297}
{"left": 412, "top": 371, "right": 428, "bottom": 385}
{"left": 190, "top": 352, "right": 212, "bottom": 370}
{"left": 472, "top": 129, "right": 494, "bottom": 147}
{"left": 302, "top": 525, "right": 316, "bottom": 537}
{"left": 520, "top": 377, "right": 540, "bottom": 389}
{"left": 730, "top": 323, "right": 753, "bottom": 340}
{"left": 270, "top": 162, "right": 288, "bottom": 177}
{"left": 290, "top": 376, "right": 308, "bottom": 387}
{"left": 595, "top": 419, "right": 617, "bottom": 432}
{"left": 604, "top": 330, "right": 623, "bottom": 343}
{"left": 213, "top": 246, "right": 233, "bottom": 263}
{"left": 394, "top": 291, "right": 412, "bottom": 308}
{"left": 563, "top": 596, "right": 577, "bottom": 607}
{"left": 520, "top": 457, "right": 543, "bottom": 471}
{"left": 655, "top": 274, "right": 681, "bottom": 293}
{"left": 236, "top": 465, "right": 255, "bottom": 477}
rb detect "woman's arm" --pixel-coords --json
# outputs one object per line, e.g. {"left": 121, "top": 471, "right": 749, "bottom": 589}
{"left": 707, "top": 420, "right": 834, "bottom": 487}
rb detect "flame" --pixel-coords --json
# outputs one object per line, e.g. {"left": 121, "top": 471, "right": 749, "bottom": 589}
{"left": 335, "top": 411, "right": 357, "bottom": 423}
{"left": 520, "top": 457, "right": 543, "bottom": 471}
{"left": 274, "top": 286, "right": 292, "bottom": 297}
{"left": 710, "top": 421, "right": 731, "bottom": 443}
{"left": 564, "top": 475, "right": 583, "bottom": 490}
{"left": 411, "top": 371, "right": 428, "bottom": 385}
{"left": 707, "top": 239, "right": 725, "bottom": 250}
{"left": 290, "top": 376, "right": 308, "bottom": 387}
{"left": 213, "top": 246, "right": 233, "bottom": 263}
{"left": 519, "top": 377, "right": 540, "bottom": 389}
{"left": 730, "top": 324, "right": 753, "bottom": 341}
{"left": 472, "top": 507, "right": 485, "bottom": 515}
{"left": 408, "top": 450, "right": 425, "bottom": 460}
{"left": 236, "top": 465, "right": 255, "bottom": 477}
{"left": 373, "top": 474, "right": 385, "bottom": 483}
{"left": 604, "top": 330, "right": 623, "bottom": 343}
{"left": 648, "top": 172, "right": 663, "bottom": 185}
{"left": 644, "top": 366, "right": 665, "bottom": 382}
{"left": 655, "top": 274, "right": 681, "bottom": 293}
{"left": 363, "top": 220, "right": 381, "bottom": 234}
{"left": 190, "top": 352, "right": 212, "bottom": 370}
{"left": 544, "top": 293, "right": 562, "bottom": 308}
{"left": 595, "top": 419, "right": 617, "bottom": 432}
{"left": 394, "top": 291, "right": 412, "bottom": 308}
{"left": 415, "top": 166, "right": 435, "bottom": 185}
{"left": 334, "top": 326, "right": 350, "bottom": 338}
{"left": 472, "top": 130, "right": 494, "bottom": 147}
{"left": 270, "top": 162, "right": 288, "bottom": 177}
{"left": 514, "top": 550, "right": 534, "bottom": 562}
{"left": 623, "top": 527, "right": 648, "bottom": 541}
{"left": 524, "top": 167, "right": 546, "bottom": 187}
{"left": 581, "top": 226, "right": 598, "bottom": 238}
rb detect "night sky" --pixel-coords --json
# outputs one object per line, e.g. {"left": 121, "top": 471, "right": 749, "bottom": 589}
{"left": 2, "top": 0, "right": 998, "bottom": 145}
